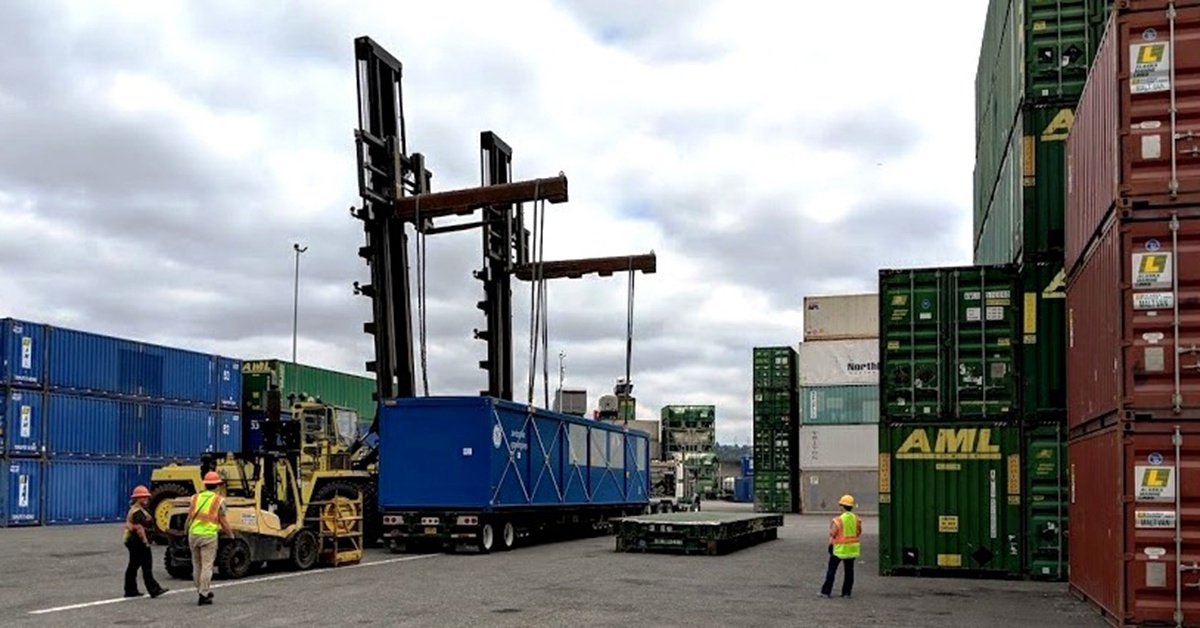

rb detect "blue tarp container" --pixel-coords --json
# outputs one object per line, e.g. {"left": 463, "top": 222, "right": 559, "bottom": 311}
{"left": 0, "top": 319, "right": 45, "bottom": 388}
{"left": 46, "top": 393, "right": 215, "bottom": 460}
{"left": 2, "top": 388, "right": 44, "bottom": 456}
{"left": 43, "top": 458, "right": 157, "bottom": 525}
{"left": 378, "top": 396, "right": 650, "bottom": 510}
{"left": 216, "top": 357, "right": 242, "bottom": 408}
{"left": 1, "top": 457, "right": 42, "bottom": 526}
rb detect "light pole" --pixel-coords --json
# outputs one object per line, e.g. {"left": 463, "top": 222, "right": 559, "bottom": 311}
{"left": 292, "top": 242, "right": 307, "bottom": 399}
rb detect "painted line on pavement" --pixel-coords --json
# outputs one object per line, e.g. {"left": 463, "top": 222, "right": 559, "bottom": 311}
{"left": 28, "top": 553, "right": 439, "bottom": 615}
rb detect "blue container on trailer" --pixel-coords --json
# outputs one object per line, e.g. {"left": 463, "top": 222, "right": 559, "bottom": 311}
{"left": 214, "top": 411, "right": 241, "bottom": 452}
{"left": 46, "top": 328, "right": 141, "bottom": 398}
{"left": 43, "top": 458, "right": 156, "bottom": 525}
{"left": 1, "top": 457, "right": 42, "bottom": 526}
{"left": 377, "top": 396, "right": 650, "bottom": 510}
{"left": 216, "top": 357, "right": 241, "bottom": 408}
{"left": 0, "top": 319, "right": 46, "bottom": 388}
{"left": 741, "top": 455, "right": 753, "bottom": 477}
{"left": 1, "top": 389, "right": 45, "bottom": 456}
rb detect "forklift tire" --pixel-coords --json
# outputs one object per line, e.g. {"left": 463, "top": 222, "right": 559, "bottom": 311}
{"left": 148, "top": 483, "right": 192, "bottom": 544}
{"left": 290, "top": 529, "right": 319, "bottom": 571}
{"left": 164, "top": 549, "right": 193, "bottom": 580}
{"left": 217, "top": 539, "right": 252, "bottom": 579}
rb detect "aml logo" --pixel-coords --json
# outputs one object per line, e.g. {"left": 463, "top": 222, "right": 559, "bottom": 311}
{"left": 896, "top": 428, "right": 1001, "bottom": 461}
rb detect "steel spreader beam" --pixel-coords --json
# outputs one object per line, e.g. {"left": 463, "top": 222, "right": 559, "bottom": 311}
{"left": 513, "top": 252, "right": 657, "bottom": 281}
{"left": 393, "top": 175, "right": 568, "bottom": 222}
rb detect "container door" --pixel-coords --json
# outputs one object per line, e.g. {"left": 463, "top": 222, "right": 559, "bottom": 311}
{"left": 215, "top": 412, "right": 241, "bottom": 452}
{"left": 3, "top": 320, "right": 45, "bottom": 387}
{"left": 879, "top": 270, "right": 944, "bottom": 419}
{"left": 4, "top": 389, "right": 44, "bottom": 455}
{"left": 3, "top": 458, "right": 42, "bottom": 526}
{"left": 217, "top": 358, "right": 242, "bottom": 408}
{"left": 947, "top": 267, "right": 1020, "bottom": 419}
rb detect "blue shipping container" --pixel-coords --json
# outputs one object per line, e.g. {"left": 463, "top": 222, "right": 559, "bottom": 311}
{"left": 378, "top": 396, "right": 650, "bottom": 510}
{"left": 139, "top": 343, "right": 216, "bottom": 405}
{"left": 43, "top": 458, "right": 155, "bottom": 525}
{"left": 1, "top": 319, "right": 45, "bottom": 387}
{"left": 214, "top": 411, "right": 241, "bottom": 452}
{"left": 741, "top": 454, "right": 753, "bottom": 477}
{"left": 46, "top": 393, "right": 213, "bottom": 460}
{"left": 2, "top": 389, "right": 44, "bottom": 456}
{"left": 216, "top": 357, "right": 242, "bottom": 408}
{"left": 734, "top": 476, "right": 754, "bottom": 503}
{"left": 1, "top": 457, "right": 42, "bottom": 526}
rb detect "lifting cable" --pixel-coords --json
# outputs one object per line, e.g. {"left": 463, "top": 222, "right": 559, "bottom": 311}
{"left": 415, "top": 195, "right": 430, "bottom": 397}
{"left": 625, "top": 256, "right": 635, "bottom": 396}
{"left": 525, "top": 184, "right": 547, "bottom": 406}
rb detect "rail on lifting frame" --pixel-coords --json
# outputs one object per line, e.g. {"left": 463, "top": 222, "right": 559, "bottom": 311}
{"left": 348, "top": 36, "right": 657, "bottom": 549}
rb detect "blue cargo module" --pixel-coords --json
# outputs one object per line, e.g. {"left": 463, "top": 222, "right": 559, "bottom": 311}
{"left": 378, "top": 396, "right": 651, "bottom": 553}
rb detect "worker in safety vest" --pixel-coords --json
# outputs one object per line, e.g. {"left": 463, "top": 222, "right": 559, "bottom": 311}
{"left": 819, "top": 494, "right": 862, "bottom": 598}
{"left": 185, "top": 471, "right": 233, "bottom": 606}
{"left": 124, "top": 485, "right": 168, "bottom": 599}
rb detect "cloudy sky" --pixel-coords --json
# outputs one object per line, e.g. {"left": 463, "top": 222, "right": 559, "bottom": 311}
{"left": 0, "top": 0, "right": 985, "bottom": 445}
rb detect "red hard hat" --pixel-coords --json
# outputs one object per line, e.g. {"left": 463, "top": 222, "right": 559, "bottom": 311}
{"left": 131, "top": 485, "right": 151, "bottom": 499}
{"left": 202, "top": 471, "right": 223, "bottom": 485}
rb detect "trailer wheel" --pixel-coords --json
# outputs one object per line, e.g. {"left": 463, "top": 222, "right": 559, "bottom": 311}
{"left": 499, "top": 521, "right": 516, "bottom": 551}
{"left": 478, "top": 522, "right": 495, "bottom": 554}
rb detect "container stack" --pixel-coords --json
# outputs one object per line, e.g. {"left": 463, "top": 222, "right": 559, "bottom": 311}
{"left": 241, "top": 358, "right": 377, "bottom": 449}
{"left": 877, "top": 266, "right": 1025, "bottom": 579}
{"left": 796, "top": 294, "right": 880, "bottom": 515}
{"left": 1064, "top": 3, "right": 1200, "bottom": 624}
{"left": 660, "top": 405, "right": 718, "bottom": 499}
{"left": 0, "top": 318, "right": 241, "bottom": 528}
{"left": 750, "top": 347, "right": 797, "bottom": 513}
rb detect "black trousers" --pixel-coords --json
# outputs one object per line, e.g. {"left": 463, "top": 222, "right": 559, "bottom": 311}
{"left": 125, "top": 540, "right": 163, "bottom": 595}
{"left": 820, "top": 548, "right": 855, "bottom": 596}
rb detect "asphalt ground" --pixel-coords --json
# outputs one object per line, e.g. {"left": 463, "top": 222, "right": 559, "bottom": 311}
{"left": 0, "top": 501, "right": 1105, "bottom": 627}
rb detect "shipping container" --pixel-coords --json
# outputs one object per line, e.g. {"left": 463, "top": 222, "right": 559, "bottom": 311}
{"left": 213, "top": 411, "right": 241, "bottom": 452}
{"left": 880, "top": 265, "right": 1021, "bottom": 421}
{"left": 45, "top": 393, "right": 212, "bottom": 460}
{"left": 752, "top": 388, "right": 796, "bottom": 417}
{"left": 975, "top": 111, "right": 1024, "bottom": 265}
{"left": 798, "top": 339, "right": 879, "bottom": 387}
{"left": 43, "top": 458, "right": 155, "bottom": 525}
{"left": 797, "top": 469, "right": 880, "bottom": 515}
{"left": 1066, "top": 214, "right": 1200, "bottom": 430}
{"left": 0, "top": 319, "right": 45, "bottom": 388}
{"left": 753, "top": 422, "right": 794, "bottom": 472}
{"left": 741, "top": 454, "right": 753, "bottom": 477}
{"left": 1067, "top": 421, "right": 1200, "bottom": 626}
{"left": 878, "top": 422, "right": 1023, "bottom": 577}
{"left": 752, "top": 346, "right": 798, "bottom": 389}
{"left": 975, "top": 0, "right": 1021, "bottom": 229}
{"left": 553, "top": 388, "right": 587, "bottom": 416}
{"left": 802, "top": 294, "right": 879, "bottom": 341}
{"left": 1021, "top": 261, "right": 1068, "bottom": 421}
{"left": 1024, "top": 422, "right": 1068, "bottom": 581}
{"left": 241, "top": 359, "right": 377, "bottom": 424}
{"left": 733, "top": 476, "right": 753, "bottom": 503}
{"left": 1, "top": 457, "right": 41, "bottom": 526}
{"left": 216, "top": 357, "right": 242, "bottom": 409}
{"left": 753, "top": 470, "right": 792, "bottom": 513}
{"left": 1065, "top": 5, "right": 1200, "bottom": 274}
{"left": 663, "top": 426, "right": 715, "bottom": 456}
{"left": 1, "top": 389, "right": 44, "bottom": 456}
{"left": 660, "top": 405, "right": 715, "bottom": 429}
{"left": 624, "top": 419, "right": 661, "bottom": 462}
{"left": 799, "top": 425, "right": 879, "bottom": 470}
{"left": 800, "top": 385, "right": 880, "bottom": 425}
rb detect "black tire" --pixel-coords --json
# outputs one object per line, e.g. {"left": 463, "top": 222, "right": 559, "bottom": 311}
{"left": 217, "top": 539, "right": 252, "bottom": 579}
{"left": 498, "top": 521, "right": 516, "bottom": 551}
{"left": 359, "top": 481, "right": 381, "bottom": 548}
{"left": 164, "top": 548, "right": 192, "bottom": 580}
{"left": 305, "top": 480, "right": 364, "bottom": 529}
{"left": 148, "top": 483, "right": 192, "bottom": 544}
{"left": 290, "top": 529, "right": 319, "bottom": 570}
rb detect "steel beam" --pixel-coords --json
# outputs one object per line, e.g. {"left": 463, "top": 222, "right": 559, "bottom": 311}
{"left": 393, "top": 175, "right": 568, "bottom": 222}
{"left": 513, "top": 252, "right": 657, "bottom": 281}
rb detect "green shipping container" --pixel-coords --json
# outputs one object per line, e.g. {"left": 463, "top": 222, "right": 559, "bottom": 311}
{"left": 752, "top": 388, "right": 796, "bottom": 417}
{"left": 752, "top": 346, "right": 798, "bottom": 390}
{"left": 801, "top": 385, "right": 880, "bottom": 425}
{"left": 1020, "top": 262, "right": 1067, "bottom": 420}
{"left": 661, "top": 405, "right": 715, "bottom": 430}
{"left": 879, "top": 265, "right": 1020, "bottom": 421}
{"left": 1023, "top": 422, "right": 1068, "bottom": 581}
{"left": 242, "top": 359, "right": 377, "bottom": 426}
{"left": 752, "top": 422, "right": 793, "bottom": 472}
{"left": 878, "top": 422, "right": 1023, "bottom": 577}
{"left": 753, "top": 470, "right": 792, "bottom": 514}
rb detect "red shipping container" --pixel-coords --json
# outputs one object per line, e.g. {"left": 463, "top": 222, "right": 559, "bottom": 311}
{"left": 1069, "top": 422, "right": 1200, "bottom": 626}
{"left": 1067, "top": 213, "right": 1200, "bottom": 431}
{"left": 1065, "top": 5, "right": 1200, "bottom": 274}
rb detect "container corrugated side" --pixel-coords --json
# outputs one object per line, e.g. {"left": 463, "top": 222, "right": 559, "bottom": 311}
{"left": 214, "top": 411, "right": 241, "bottom": 452}
{"left": 1, "top": 457, "right": 42, "bottom": 526}
{"left": 1067, "top": 214, "right": 1200, "bottom": 430}
{"left": 878, "top": 422, "right": 1022, "bottom": 577}
{"left": 797, "top": 469, "right": 879, "bottom": 515}
{"left": 1066, "top": 6, "right": 1200, "bottom": 274}
{"left": 139, "top": 343, "right": 216, "bottom": 406}
{"left": 797, "top": 340, "right": 878, "bottom": 387}
{"left": 975, "top": 0, "right": 1021, "bottom": 223}
{"left": 974, "top": 111, "right": 1023, "bottom": 265}
{"left": 800, "top": 385, "right": 879, "bottom": 425}
{"left": 46, "top": 327, "right": 141, "bottom": 398}
{"left": 45, "top": 393, "right": 211, "bottom": 460}
{"left": 1021, "top": 262, "right": 1067, "bottom": 421}
{"left": 802, "top": 294, "right": 879, "bottom": 341}
{"left": 1067, "top": 422, "right": 1200, "bottom": 625}
{"left": 1022, "top": 105, "right": 1075, "bottom": 262}
{"left": 1024, "top": 422, "right": 1068, "bottom": 581}
{"left": 43, "top": 458, "right": 155, "bottom": 525}
{"left": 0, "top": 319, "right": 45, "bottom": 388}
{"left": 155, "top": 405, "right": 215, "bottom": 460}
{"left": 377, "top": 396, "right": 649, "bottom": 510}
{"left": 798, "top": 425, "right": 879, "bottom": 470}
{"left": 242, "top": 359, "right": 378, "bottom": 422}
{"left": 2, "top": 388, "right": 44, "bottom": 456}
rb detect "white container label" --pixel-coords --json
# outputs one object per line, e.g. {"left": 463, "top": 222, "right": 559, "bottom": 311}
{"left": 19, "top": 406, "right": 31, "bottom": 438}
{"left": 1130, "top": 42, "right": 1171, "bottom": 94}
{"left": 1133, "top": 293, "right": 1174, "bottom": 310}
{"left": 1132, "top": 252, "right": 1172, "bottom": 289}
{"left": 20, "top": 337, "right": 32, "bottom": 370}
{"left": 1135, "top": 510, "right": 1177, "bottom": 529}
{"left": 18, "top": 474, "right": 29, "bottom": 508}
{"left": 1135, "top": 465, "right": 1176, "bottom": 501}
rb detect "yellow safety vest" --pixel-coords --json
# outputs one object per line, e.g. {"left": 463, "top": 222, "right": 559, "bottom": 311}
{"left": 831, "top": 512, "right": 861, "bottom": 559}
{"left": 188, "top": 491, "right": 223, "bottom": 537}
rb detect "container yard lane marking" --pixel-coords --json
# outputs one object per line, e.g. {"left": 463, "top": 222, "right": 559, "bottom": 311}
{"left": 28, "top": 554, "right": 439, "bottom": 616}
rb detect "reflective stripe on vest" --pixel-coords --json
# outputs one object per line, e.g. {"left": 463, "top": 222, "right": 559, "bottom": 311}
{"left": 189, "top": 491, "right": 222, "bottom": 537}
{"left": 832, "top": 512, "right": 861, "bottom": 559}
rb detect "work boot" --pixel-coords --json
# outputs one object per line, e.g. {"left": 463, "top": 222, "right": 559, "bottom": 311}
{"left": 198, "top": 594, "right": 212, "bottom": 606}
{"left": 124, "top": 591, "right": 142, "bottom": 598}
{"left": 149, "top": 587, "right": 169, "bottom": 599}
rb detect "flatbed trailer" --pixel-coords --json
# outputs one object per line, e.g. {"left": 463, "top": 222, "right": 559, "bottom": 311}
{"left": 612, "top": 512, "right": 783, "bottom": 556}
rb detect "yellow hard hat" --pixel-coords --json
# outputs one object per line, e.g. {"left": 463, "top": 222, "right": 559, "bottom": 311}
{"left": 838, "top": 494, "right": 856, "bottom": 507}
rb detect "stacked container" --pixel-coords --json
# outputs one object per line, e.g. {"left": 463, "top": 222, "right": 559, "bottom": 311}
{"left": 660, "top": 405, "right": 718, "bottom": 499}
{"left": 797, "top": 294, "right": 880, "bottom": 515}
{"left": 240, "top": 358, "right": 376, "bottom": 450}
{"left": 1064, "top": 3, "right": 1200, "bottom": 623}
{"left": 877, "top": 266, "right": 1025, "bottom": 579}
{"left": 0, "top": 318, "right": 241, "bottom": 527}
{"left": 750, "top": 348, "right": 797, "bottom": 513}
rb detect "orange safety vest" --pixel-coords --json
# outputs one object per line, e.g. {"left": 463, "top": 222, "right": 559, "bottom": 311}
{"left": 188, "top": 491, "right": 224, "bottom": 537}
{"left": 830, "top": 512, "right": 861, "bottom": 559}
